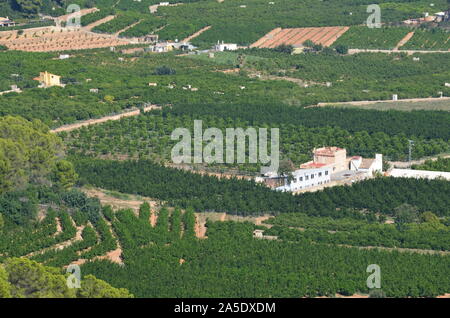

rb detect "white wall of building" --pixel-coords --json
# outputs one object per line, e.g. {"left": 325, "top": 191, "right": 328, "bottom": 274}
{"left": 215, "top": 43, "right": 238, "bottom": 51}
{"left": 389, "top": 169, "right": 450, "bottom": 180}
{"left": 276, "top": 167, "right": 332, "bottom": 192}
{"left": 373, "top": 154, "right": 383, "bottom": 173}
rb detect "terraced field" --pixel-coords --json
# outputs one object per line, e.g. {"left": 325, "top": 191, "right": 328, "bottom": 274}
{"left": 250, "top": 26, "right": 349, "bottom": 48}
{"left": 0, "top": 27, "right": 131, "bottom": 52}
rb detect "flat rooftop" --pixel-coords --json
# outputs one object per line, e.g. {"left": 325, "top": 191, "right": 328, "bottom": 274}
{"left": 331, "top": 170, "right": 366, "bottom": 181}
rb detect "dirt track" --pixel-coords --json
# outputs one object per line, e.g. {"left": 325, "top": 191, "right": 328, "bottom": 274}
{"left": 83, "top": 15, "right": 116, "bottom": 31}
{"left": 388, "top": 154, "right": 450, "bottom": 168}
{"left": 394, "top": 31, "right": 415, "bottom": 50}
{"left": 115, "top": 19, "right": 142, "bottom": 36}
{"left": 316, "top": 96, "right": 450, "bottom": 107}
{"left": 182, "top": 26, "right": 211, "bottom": 42}
{"left": 348, "top": 48, "right": 450, "bottom": 54}
{"left": 55, "top": 8, "right": 98, "bottom": 25}
{"left": 51, "top": 104, "right": 161, "bottom": 133}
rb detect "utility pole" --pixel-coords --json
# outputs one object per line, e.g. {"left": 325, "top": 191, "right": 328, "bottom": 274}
{"left": 408, "top": 140, "right": 414, "bottom": 167}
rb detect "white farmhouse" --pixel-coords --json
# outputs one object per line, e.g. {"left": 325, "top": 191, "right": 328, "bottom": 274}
{"left": 276, "top": 166, "right": 332, "bottom": 192}
{"left": 214, "top": 41, "right": 238, "bottom": 51}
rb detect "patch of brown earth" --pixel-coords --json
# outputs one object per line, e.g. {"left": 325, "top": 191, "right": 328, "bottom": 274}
{"left": 150, "top": 211, "right": 158, "bottom": 227}
{"left": 182, "top": 26, "right": 211, "bottom": 42}
{"left": 53, "top": 217, "right": 63, "bottom": 236}
{"left": 95, "top": 247, "right": 123, "bottom": 265}
{"left": 82, "top": 187, "right": 159, "bottom": 213}
{"left": 194, "top": 214, "right": 207, "bottom": 239}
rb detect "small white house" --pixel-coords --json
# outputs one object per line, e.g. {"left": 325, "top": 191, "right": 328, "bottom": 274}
{"left": 349, "top": 154, "right": 383, "bottom": 176}
{"left": 59, "top": 54, "right": 70, "bottom": 60}
{"left": 253, "top": 229, "right": 264, "bottom": 238}
{"left": 214, "top": 41, "right": 238, "bottom": 51}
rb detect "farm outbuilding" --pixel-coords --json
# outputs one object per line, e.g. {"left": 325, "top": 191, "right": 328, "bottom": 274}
{"left": 214, "top": 41, "right": 238, "bottom": 51}
{"left": 34, "top": 71, "right": 63, "bottom": 88}
{"left": 0, "top": 17, "right": 16, "bottom": 27}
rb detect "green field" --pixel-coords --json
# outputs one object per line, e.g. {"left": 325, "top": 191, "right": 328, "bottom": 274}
{"left": 333, "top": 26, "right": 411, "bottom": 49}
{"left": 401, "top": 28, "right": 450, "bottom": 50}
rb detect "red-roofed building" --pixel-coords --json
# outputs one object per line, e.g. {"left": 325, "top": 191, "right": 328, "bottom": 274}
{"left": 300, "top": 146, "right": 347, "bottom": 172}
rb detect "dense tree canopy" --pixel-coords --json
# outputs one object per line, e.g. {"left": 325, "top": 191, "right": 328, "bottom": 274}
{"left": 0, "top": 257, "right": 133, "bottom": 298}
{"left": 72, "top": 157, "right": 450, "bottom": 217}
{"left": 0, "top": 116, "right": 76, "bottom": 193}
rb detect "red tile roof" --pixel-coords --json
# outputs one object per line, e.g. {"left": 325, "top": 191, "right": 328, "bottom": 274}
{"left": 314, "top": 146, "right": 344, "bottom": 156}
{"left": 301, "top": 162, "right": 327, "bottom": 168}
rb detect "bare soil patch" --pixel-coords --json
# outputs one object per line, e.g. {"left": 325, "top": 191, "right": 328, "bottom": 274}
{"left": 0, "top": 26, "right": 132, "bottom": 52}
{"left": 394, "top": 31, "right": 415, "bottom": 50}
{"left": 251, "top": 26, "right": 349, "bottom": 48}
{"left": 82, "top": 187, "right": 159, "bottom": 213}
{"left": 194, "top": 212, "right": 274, "bottom": 238}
